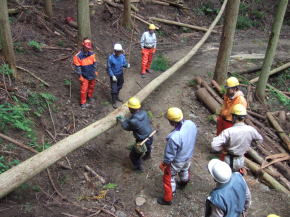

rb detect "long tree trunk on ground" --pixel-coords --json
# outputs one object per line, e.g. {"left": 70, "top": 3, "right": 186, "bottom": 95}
{"left": 44, "top": 0, "right": 53, "bottom": 19}
{"left": 255, "top": 0, "right": 288, "bottom": 101}
{"left": 213, "top": 0, "right": 240, "bottom": 85}
{"left": 122, "top": 0, "right": 133, "bottom": 27}
{"left": 0, "top": 0, "right": 228, "bottom": 198}
{"left": 0, "top": 0, "right": 17, "bottom": 78}
{"left": 77, "top": 0, "right": 91, "bottom": 41}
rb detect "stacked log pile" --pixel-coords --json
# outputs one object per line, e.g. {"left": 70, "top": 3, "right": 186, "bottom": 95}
{"left": 194, "top": 76, "right": 290, "bottom": 195}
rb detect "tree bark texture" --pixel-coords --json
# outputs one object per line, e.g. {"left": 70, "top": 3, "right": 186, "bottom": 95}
{"left": 44, "top": 0, "right": 53, "bottom": 19}
{"left": 0, "top": 0, "right": 17, "bottom": 77}
{"left": 255, "top": 0, "right": 288, "bottom": 101}
{"left": 213, "top": 0, "right": 240, "bottom": 85}
{"left": 0, "top": 0, "right": 228, "bottom": 199}
{"left": 122, "top": 0, "right": 133, "bottom": 27}
{"left": 77, "top": 0, "right": 92, "bottom": 41}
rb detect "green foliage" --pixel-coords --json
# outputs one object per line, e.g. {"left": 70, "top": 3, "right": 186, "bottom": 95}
{"left": 155, "top": 29, "right": 166, "bottom": 37}
{"left": 0, "top": 103, "right": 32, "bottom": 132}
{"left": 199, "top": 3, "right": 218, "bottom": 15}
{"left": 151, "top": 55, "right": 169, "bottom": 72}
{"left": 0, "top": 64, "right": 13, "bottom": 75}
{"left": 35, "top": 142, "right": 52, "bottom": 152}
{"left": 57, "top": 40, "right": 65, "bottom": 47}
{"left": 269, "top": 88, "right": 290, "bottom": 110}
{"left": 147, "top": 111, "right": 154, "bottom": 120}
{"left": 27, "top": 40, "right": 45, "bottom": 51}
{"left": 0, "top": 156, "right": 20, "bottom": 174}
{"left": 103, "top": 183, "right": 118, "bottom": 190}
{"left": 237, "top": 2, "right": 264, "bottom": 30}
{"left": 187, "top": 79, "right": 197, "bottom": 87}
{"left": 64, "top": 79, "right": 72, "bottom": 86}
{"left": 27, "top": 92, "right": 56, "bottom": 117}
{"left": 14, "top": 42, "right": 25, "bottom": 53}
{"left": 270, "top": 70, "right": 290, "bottom": 92}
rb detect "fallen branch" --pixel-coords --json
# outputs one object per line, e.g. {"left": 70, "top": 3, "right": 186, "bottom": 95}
{"left": 150, "top": 17, "right": 218, "bottom": 33}
{"left": 0, "top": 0, "right": 228, "bottom": 198}
{"left": 245, "top": 157, "right": 290, "bottom": 194}
{"left": 132, "top": 14, "right": 160, "bottom": 29}
{"left": 84, "top": 165, "right": 106, "bottom": 184}
{"left": 46, "top": 99, "right": 57, "bottom": 140}
{"left": 16, "top": 66, "right": 50, "bottom": 87}
{"left": 266, "top": 112, "right": 290, "bottom": 152}
{"left": 47, "top": 168, "right": 66, "bottom": 200}
{"left": 151, "top": 0, "right": 169, "bottom": 6}
{"left": 42, "top": 46, "right": 73, "bottom": 51}
{"left": 211, "top": 80, "right": 223, "bottom": 97}
{"left": 249, "top": 62, "right": 290, "bottom": 83}
{"left": 247, "top": 110, "right": 266, "bottom": 121}
{"left": 0, "top": 83, "right": 17, "bottom": 92}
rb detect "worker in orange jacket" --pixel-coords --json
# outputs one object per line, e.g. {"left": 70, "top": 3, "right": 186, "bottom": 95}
{"left": 140, "top": 24, "right": 157, "bottom": 78}
{"left": 73, "top": 38, "right": 98, "bottom": 109}
{"left": 217, "top": 77, "right": 247, "bottom": 135}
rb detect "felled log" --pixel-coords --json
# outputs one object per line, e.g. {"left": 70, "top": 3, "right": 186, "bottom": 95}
{"left": 0, "top": 0, "right": 229, "bottom": 198}
{"left": 150, "top": 17, "right": 219, "bottom": 33}
{"left": 278, "top": 111, "right": 286, "bottom": 124}
{"left": 8, "top": 8, "right": 20, "bottom": 15}
{"left": 245, "top": 158, "right": 290, "bottom": 194}
{"left": 266, "top": 112, "right": 290, "bottom": 152}
{"left": 211, "top": 80, "right": 223, "bottom": 97}
{"left": 151, "top": 0, "right": 169, "bottom": 6}
{"left": 199, "top": 79, "right": 223, "bottom": 104}
{"left": 247, "top": 148, "right": 290, "bottom": 190}
{"left": 132, "top": 14, "right": 160, "bottom": 29}
{"left": 249, "top": 62, "right": 290, "bottom": 84}
{"left": 196, "top": 87, "right": 221, "bottom": 114}
{"left": 239, "top": 66, "right": 261, "bottom": 75}
{"left": 159, "top": 0, "right": 189, "bottom": 9}
{"left": 104, "top": 0, "right": 139, "bottom": 12}
{"left": 247, "top": 111, "right": 266, "bottom": 121}
{"left": 246, "top": 85, "right": 253, "bottom": 105}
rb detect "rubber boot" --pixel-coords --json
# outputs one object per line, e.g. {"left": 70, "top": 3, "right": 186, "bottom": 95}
{"left": 116, "top": 93, "right": 123, "bottom": 102}
{"left": 157, "top": 198, "right": 172, "bottom": 206}
{"left": 112, "top": 94, "right": 117, "bottom": 109}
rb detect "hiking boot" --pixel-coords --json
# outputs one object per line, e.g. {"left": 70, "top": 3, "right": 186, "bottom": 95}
{"left": 112, "top": 103, "right": 117, "bottom": 109}
{"left": 141, "top": 74, "right": 146, "bottom": 78}
{"left": 80, "top": 104, "right": 87, "bottom": 110}
{"left": 177, "top": 181, "right": 188, "bottom": 190}
{"left": 87, "top": 97, "right": 95, "bottom": 104}
{"left": 157, "top": 198, "right": 172, "bottom": 206}
{"left": 133, "top": 165, "right": 144, "bottom": 172}
{"left": 146, "top": 69, "right": 153, "bottom": 73}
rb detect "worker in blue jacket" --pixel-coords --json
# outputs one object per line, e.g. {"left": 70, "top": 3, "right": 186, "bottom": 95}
{"left": 107, "top": 43, "right": 130, "bottom": 108}
{"left": 117, "top": 97, "right": 154, "bottom": 171}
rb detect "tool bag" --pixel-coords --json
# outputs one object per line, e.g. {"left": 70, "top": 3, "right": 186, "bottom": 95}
{"left": 134, "top": 130, "right": 156, "bottom": 155}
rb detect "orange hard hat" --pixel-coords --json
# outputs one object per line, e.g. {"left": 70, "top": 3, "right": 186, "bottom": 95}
{"left": 83, "top": 39, "right": 92, "bottom": 49}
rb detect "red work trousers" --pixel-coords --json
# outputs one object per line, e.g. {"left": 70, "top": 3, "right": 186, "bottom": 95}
{"left": 163, "top": 164, "right": 173, "bottom": 202}
{"left": 141, "top": 48, "right": 154, "bottom": 74}
{"left": 80, "top": 78, "right": 96, "bottom": 105}
{"left": 216, "top": 115, "right": 233, "bottom": 136}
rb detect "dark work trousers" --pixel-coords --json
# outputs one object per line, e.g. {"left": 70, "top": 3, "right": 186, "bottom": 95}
{"left": 129, "top": 137, "right": 153, "bottom": 169}
{"left": 110, "top": 74, "right": 124, "bottom": 102}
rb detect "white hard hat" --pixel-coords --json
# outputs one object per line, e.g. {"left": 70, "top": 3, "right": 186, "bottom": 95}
{"left": 208, "top": 159, "right": 232, "bottom": 184}
{"left": 114, "top": 43, "right": 123, "bottom": 51}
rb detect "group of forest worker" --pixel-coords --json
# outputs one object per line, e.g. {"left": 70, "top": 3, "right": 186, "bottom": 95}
{"left": 73, "top": 24, "right": 157, "bottom": 109}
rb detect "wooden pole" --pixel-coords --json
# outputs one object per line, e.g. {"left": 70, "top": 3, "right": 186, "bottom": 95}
{"left": 249, "top": 62, "right": 290, "bottom": 84}
{"left": 0, "top": 0, "right": 228, "bottom": 198}
{"left": 266, "top": 112, "right": 290, "bottom": 152}
{"left": 245, "top": 158, "right": 290, "bottom": 194}
{"left": 150, "top": 17, "right": 218, "bottom": 33}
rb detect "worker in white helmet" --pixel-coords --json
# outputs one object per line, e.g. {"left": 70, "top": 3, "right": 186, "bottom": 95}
{"left": 107, "top": 43, "right": 130, "bottom": 108}
{"left": 205, "top": 159, "right": 251, "bottom": 217}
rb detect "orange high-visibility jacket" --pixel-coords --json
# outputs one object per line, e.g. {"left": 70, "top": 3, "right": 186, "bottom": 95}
{"left": 220, "top": 91, "right": 247, "bottom": 121}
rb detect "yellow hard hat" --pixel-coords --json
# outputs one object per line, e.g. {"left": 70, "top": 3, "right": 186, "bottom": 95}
{"left": 167, "top": 107, "right": 183, "bottom": 122}
{"left": 231, "top": 104, "right": 247, "bottom": 116}
{"left": 149, "top": 24, "right": 156, "bottom": 30}
{"left": 226, "top": 77, "right": 239, "bottom": 88}
{"left": 267, "top": 215, "right": 280, "bottom": 217}
{"left": 127, "top": 97, "right": 141, "bottom": 109}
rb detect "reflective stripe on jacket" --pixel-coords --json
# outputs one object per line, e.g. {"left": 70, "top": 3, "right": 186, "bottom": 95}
{"left": 220, "top": 91, "right": 247, "bottom": 121}
{"left": 73, "top": 50, "right": 97, "bottom": 80}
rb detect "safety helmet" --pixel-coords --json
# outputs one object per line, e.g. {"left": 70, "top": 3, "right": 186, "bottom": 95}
{"left": 231, "top": 104, "right": 247, "bottom": 116}
{"left": 149, "top": 24, "right": 156, "bottom": 30}
{"left": 208, "top": 159, "right": 232, "bottom": 184}
{"left": 166, "top": 107, "right": 183, "bottom": 122}
{"left": 127, "top": 97, "right": 141, "bottom": 109}
{"left": 114, "top": 43, "right": 123, "bottom": 51}
{"left": 82, "top": 39, "right": 92, "bottom": 49}
{"left": 226, "top": 77, "right": 239, "bottom": 88}
{"left": 267, "top": 215, "right": 280, "bottom": 217}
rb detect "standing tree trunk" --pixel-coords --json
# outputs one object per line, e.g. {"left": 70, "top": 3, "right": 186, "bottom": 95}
{"left": 77, "top": 0, "right": 91, "bottom": 41}
{"left": 255, "top": 0, "right": 288, "bottom": 101}
{"left": 44, "top": 0, "right": 53, "bottom": 19}
{"left": 0, "top": 0, "right": 17, "bottom": 78}
{"left": 122, "top": 0, "right": 133, "bottom": 28}
{"left": 213, "top": 0, "right": 240, "bottom": 85}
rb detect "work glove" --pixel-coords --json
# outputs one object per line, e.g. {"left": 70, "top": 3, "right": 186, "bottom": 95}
{"left": 152, "top": 48, "right": 157, "bottom": 54}
{"left": 159, "top": 162, "right": 168, "bottom": 172}
{"left": 126, "top": 63, "right": 130, "bottom": 68}
{"left": 112, "top": 75, "right": 117, "bottom": 82}
{"left": 79, "top": 75, "right": 85, "bottom": 82}
{"left": 116, "top": 115, "right": 125, "bottom": 122}
{"left": 95, "top": 71, "right": 99, "bottom": 76}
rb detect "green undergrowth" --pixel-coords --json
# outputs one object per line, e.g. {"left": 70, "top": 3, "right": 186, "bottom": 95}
{"left": 0, "top": 156, "right": 20, "bottom": 173}
{"left": 27, "top": 40, "right": 46, "bottom": 52}
{"left": 0, "top": 64, "right": 13, "bottom": 75}
{"left": 151, "top": 54, "right": 169, "bottom": 72}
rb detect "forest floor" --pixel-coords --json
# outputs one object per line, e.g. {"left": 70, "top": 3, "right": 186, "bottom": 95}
{"left": 0, "top": 0, "right": 290, "bottom": 217}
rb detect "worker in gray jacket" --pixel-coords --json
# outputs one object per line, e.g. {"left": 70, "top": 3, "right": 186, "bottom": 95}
{"left": 157, "top": 107, "right": 198, "bottom": 205}
{"left": 211, "top": 104, "right": 263, "bottom": 172}
{"left": 117, "top": 97, "right": 153, "bottom": 171}
{"left": 205, "top": 159, "right": 251, "bottom": 217}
